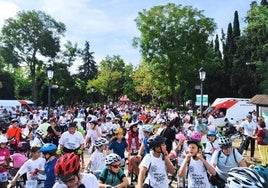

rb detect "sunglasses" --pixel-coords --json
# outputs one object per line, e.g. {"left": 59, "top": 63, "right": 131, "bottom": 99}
{"left": 111, "top": 164, "right": 120, "bottom": 168}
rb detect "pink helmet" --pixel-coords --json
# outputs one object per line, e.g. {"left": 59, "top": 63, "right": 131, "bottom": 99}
{"left": 175, "top": 133, "right": 186, "bottom": 141}
{"left": 191, "top": 132, "right": 202, "bottom": 141}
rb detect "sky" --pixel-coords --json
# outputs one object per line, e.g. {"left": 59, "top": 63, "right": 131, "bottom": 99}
{"left": 0, "top": 0, "right": 252, "bottom": 72}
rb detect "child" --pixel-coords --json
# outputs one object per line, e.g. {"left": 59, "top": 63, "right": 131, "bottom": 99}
{"left": 10, "top": 146, "right": 46, "bottom": 187}
{"left": 99, "top": 153, "right": 129, "bottom": 188}
{"left": 178, "top": 134, "right": 216, "bottom": 188}
{"left": 31, "top": 129, "right": 45, "bottom": 147}
{"left": 137, "top": 135, "right": 174, "bottom": 188}
{"left": 109, "top": 128, "right": 128, "bottom": 167}
{"left": 40, "top": 143, "right": 58, "bottom": 188}
{"left": 0, "top": 136, "right": 10, "bottom": 188}
{"left": 204, "top": 130, "right": 219, "bottom": 162}
{"left": 10, "top": 141, "right": 29, "bottom": 178}
{"left": 53, "top": 152, "right": 98, "bottom": 188}
{"left": 86, "top": 137, "right": 109, "bottom": 179}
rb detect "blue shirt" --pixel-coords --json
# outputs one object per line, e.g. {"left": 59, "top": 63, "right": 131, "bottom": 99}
{"left": 109, "top": 140, "right": 128, "bottom": 158}
{"left": 44, "top": 157, "right": 57, "bottom": 188}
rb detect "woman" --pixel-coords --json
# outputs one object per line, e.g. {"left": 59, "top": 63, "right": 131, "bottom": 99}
{"left": 126, "top": 122, "right": 140, "bottom": 176}
{"left": 255, "top": 118, "right": 268, "bottom": 166}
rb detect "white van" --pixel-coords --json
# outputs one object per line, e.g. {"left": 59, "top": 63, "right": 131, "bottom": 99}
{"left": 0, "top": 100, "right": 36, "bottom": 113}
{"left": 204, "top": 98, "right": 256, "bottom": 126}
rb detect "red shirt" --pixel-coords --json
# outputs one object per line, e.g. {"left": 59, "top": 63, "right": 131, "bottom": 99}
{"left": 6, "top": 125, "right": 22, "bottom": 144}
{"left": 256, "top": 128, "right": 267, "bottom": 145}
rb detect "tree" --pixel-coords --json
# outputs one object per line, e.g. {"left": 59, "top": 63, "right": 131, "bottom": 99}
{"left": 0, "top": 10, "right": 66, "bottom": 104}
{"left": 78, "top": 41, "right": 97, "bottom": 81}
{"left": 87, "top": 55, "right": 125, "bottom": 102}
{"left": 133, "top": 3, "right": 216, "bottom": 107}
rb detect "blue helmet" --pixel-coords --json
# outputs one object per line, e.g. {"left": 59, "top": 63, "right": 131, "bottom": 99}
{"left": 254, "top": 165, "right": 268, "bottom": 183}
{"left": 207, "top": 130, "right": 217, "bottom": 136}
{"left": 40, "top": 143, "right": 57, "bottom": 153}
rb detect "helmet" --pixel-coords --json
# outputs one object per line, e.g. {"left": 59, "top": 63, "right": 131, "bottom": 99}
{"left": 190, "top": 132, "right": 202, "bottom": 141}
{"left": 17, "top": 141, "right": 30, "bottom": 152}
{"left": 253, "top": 165, "right": 268, "bottom": 183}
{"left": 95, "top": 138, "right": 109, "bottom": 147}
{"left": 105, "top": 153, "right": 121, "bottom": 165}
{"left": 36, "top": 129, "right": 44, "bottom": 136}
{"left": 40, "top": 143, "right": 57, "bottom": 153}
{"left": 147, "top": 135, "right": 166, "bottom": 149}
{"left": 0, "top": 136, "right": 8, "bottom": 144}
{"left": 218, "top": 136, "right": 232, "bottom": 148}
{"left": 227, "top": 167, "right": 266, "bottom": 188}
{"left": 54, "top": 153, "right": 80, "bottom": 180}
{"left": 142, "top": 124, "right": 153, "bottom": 133}
{"left": 175, "top": 133, "right": 186, "bottom": 141}
{"left": 207, "top": 130, "right": 217, "bottom": 136}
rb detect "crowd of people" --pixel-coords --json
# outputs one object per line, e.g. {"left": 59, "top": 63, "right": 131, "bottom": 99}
{"left": 0, "top": 104, "right": 267, "bottom": 188}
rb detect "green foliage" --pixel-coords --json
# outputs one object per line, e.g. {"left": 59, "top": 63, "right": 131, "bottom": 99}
{"left": 134, "top": 3, "right": 216, "bottom": 107}
{"left": 0, "top": 10, "right": 66, "bottom": 104}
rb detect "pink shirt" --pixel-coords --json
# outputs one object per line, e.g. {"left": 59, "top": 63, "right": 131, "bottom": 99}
{"left": 10, "top": 153, "right": 28, "bottom": 168}
{"left": 0, "top": 147, "right": 10, "bottom": 172}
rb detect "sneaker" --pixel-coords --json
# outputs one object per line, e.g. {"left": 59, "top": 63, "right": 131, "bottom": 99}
{"left": 251, "top": 157, "right": 255, "bottom": 162}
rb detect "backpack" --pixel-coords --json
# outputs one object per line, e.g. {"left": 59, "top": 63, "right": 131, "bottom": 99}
{"left": 217, "top": 148, "right": 238, "bottom": 164}
{"left": 263, "top": 129, "right": 268, "bottom": 144}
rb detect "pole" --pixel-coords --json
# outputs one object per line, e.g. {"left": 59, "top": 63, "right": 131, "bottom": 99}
{"left": 200, "top": 80, "right": 203, "bottom": 117}
{"left": 48, "top": 80, "right": 51, "bottom": 119}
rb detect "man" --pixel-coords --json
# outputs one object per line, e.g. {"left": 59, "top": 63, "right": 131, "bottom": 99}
{"left": 241, "top": 114, "right": 258, "bottom": 161}
{"left": 57, "top": 122, "right": 84, "bottom": 154}
{"left": 6, "top": 119, "right": 24, "bottom": 151}
{"left": 211, "top": 136, "right": 247, "bottom": 187}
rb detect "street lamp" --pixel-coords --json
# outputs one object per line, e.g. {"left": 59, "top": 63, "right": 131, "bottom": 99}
{"left": 47, "top": 64, "right": 54, "bottom": 119}
{"left": 199, "top": 67, "right": 206, "bottom": 116}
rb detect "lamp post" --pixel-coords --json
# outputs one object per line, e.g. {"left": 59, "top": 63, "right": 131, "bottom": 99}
{"left": 199, "top": 67, "right": 206, "bottom": 116}
{"left": 47, "top": 64, "right": 54, "bottom": 119}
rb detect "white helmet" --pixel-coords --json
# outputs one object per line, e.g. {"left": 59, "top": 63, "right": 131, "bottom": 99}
{"left": 105, "top": 153, "right": 121, "bottom": 165}
{"left": 36, "top": 129, "right": 44, "bottom": 136}
{"left": 95, "top": 138, "right": 109, "bottom": 147}
{"left": 0, "top": 136, "right": 8, "bottom": 144}
{"left": 227, "top": 167, "right": 266, "bottom": 188}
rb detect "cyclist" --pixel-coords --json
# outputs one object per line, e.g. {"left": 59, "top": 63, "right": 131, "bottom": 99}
{"left": 31, "top": 129, "right": 45, "bottom": 147}
{"left": 10, "top": 146, "right": 46, "bottom": 187}
{"left": 137, "top": 135, "right": 174, "bottom": 188}
{"left": 211, "top": 136, "right": 247, "bottom": 187}
{"left": 86, "top": 137, "right": 109, "bottom": 179}
{"left": 99, "top": 153, "right": 129, "bottom": 188}
{"left": 178, "top": 132, "right": 216, "bottom": 188}
{"left": 40, "top": 143, "right": 58, "bottom": 188}
{"left": 53, "top": 152, "right": 98, "bottom": 188}
{"left": 128, "top": 124, "right": 153, "bottom": 179}
{"left": 57, "top": 122, "right": 84, "bottom": 155}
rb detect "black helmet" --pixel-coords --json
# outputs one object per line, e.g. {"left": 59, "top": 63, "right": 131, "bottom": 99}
{"left": 147, "top": 135, "right": 166, "bottom": 149}
{"left": 218, "top": 136, "right": 232, "bottom": 148}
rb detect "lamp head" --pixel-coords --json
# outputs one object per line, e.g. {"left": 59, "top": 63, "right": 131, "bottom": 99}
{"left": 199, "top": 67, "right": 206, "bottom": 81}
{"left": 47, "top": 64, "right": 54, "bottom": 80}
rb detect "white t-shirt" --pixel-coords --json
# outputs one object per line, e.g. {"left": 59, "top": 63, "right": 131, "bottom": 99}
{"left": 59, "top": 131, "right": 84, "bottom": 150}
{"left": 52, "top": 173, "right": 98, "bottom": 188}
{"left": 241, "top": 120, "right": 257, "bottom": 136}
{"left": 18, "top": 157, "right": 46, "bottom": 180}
{"left": 86, "top": 127, "right": 102, "bottom": 145}
{"left": 187, "top": 158, "right": 210, "bottom": 188}
{"left": 139, "top": 152, "right": 169, "bottom": 188}
{"left": 89, "top": 150, "right": 107, "bottom": 172}
{"left": 211, "top": 148, "right": 243, "bottom": 182}
{"left": 204, "top": 140, "right": 219, "bottom": 163}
